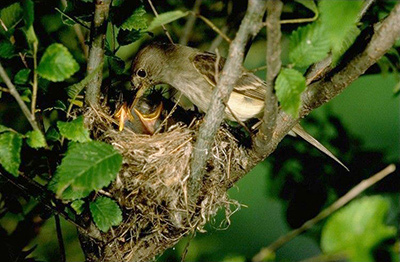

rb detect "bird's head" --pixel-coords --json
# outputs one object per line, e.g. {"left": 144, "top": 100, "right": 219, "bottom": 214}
{"left": 131, "top": 42, "right": 175, "bottom": 101}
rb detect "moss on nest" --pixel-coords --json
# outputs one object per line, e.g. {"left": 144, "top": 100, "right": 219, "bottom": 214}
{"left": 84, "top": 106, "right": 249, "bottom": 261}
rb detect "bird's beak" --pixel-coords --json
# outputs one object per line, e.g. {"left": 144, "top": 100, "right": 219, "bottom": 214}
{"left": 134, "top": 102, "right": 163, "bottom": 134}
{"left": 115, "top": 103, "right": 134, "bottom": 131}
{"left": 132, "top": 86, "right": 146, "bottom": 107}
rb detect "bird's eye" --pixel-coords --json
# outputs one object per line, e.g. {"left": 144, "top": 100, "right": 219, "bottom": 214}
{"left": 137, "top": 69, "right": 147, "bottom": 78}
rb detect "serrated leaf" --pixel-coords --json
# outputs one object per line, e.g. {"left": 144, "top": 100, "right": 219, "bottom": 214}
{"left": 331, "top": 26, "right": 360, "bottom": 65}
{"left": 0, "top": 3, "right": 23, "bottom": 34}
{"left": 66, "top": 64, "right": 102, "bottom": 99}
{"left": 275, "top": 68, "right": 306, "bottom": 118}
{"left": 320, "top": 0, "right": 363, "bottom": 63}
{"left": 321, "top": 196, "right": 396, "bottom": 262}
{"left": 0, "top": 132, "right": 22, "bottom": 176}
{"left": 117, "top": 29, "right": 142, "bottom": 46}
{"left": 71, "top": 199, "right": 85, "bottom": 215}
{"left": 289, "top": 22, "right": 330, "bottom": 68}
{"left": 57, "top": 116, "right": 91, "bottom": 143}
{"left": 48, "top": 141, "right": 122, "bottom": 200}
{"left": 14, "top": 69, "right": 31, "bottom": 85}
{"left": 25, "top": 130, "right": 46, "bottom": 148}
{"left": 90, "top": 197, "right": 122, "bottom": 232}
{"left": 0, "top": 41, "right": 15, "bottom": 59}
{"left": 120, "top": 5, "right": 147, "bottom": 31}
{"left": 148, "top": 10, "right": 189, "bottom": 31}
{"left": 37, "top": 43, "right": 79, "bottom": 82}
{"left": 0, "top": 124, "right": 11, "bottom": 133}
{"left": 295, "top": 0, "right": 318, "bottom": 15}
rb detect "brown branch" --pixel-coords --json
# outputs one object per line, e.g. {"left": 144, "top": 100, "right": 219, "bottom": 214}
{"left": 252, "top": 164, "right": 396, "bottom": 261}
{"left": 0, "top": 62, "right": 41, "bottom": 132}
{"left": 179, "top": 0, "right": 202, "bottom": 45}
{"left": 189, "top": 0, "right": 267, "bottom": 197}
{"left": 253, "top": 0, "right": 282, "bottom": 158}
{"left": 85, "top": 0, "right": 111, "bottom": 107}
{"left": 229, "top": 1, "right": 400, "bottom": 186}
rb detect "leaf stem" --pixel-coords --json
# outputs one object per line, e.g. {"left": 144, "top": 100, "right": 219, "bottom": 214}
{"left": 31, "top": 41, "right": 38, "bottom": 117}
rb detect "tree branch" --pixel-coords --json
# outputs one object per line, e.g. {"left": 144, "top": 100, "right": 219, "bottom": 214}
{"left": 252, "top": 164, "right": 396, "bottom": 261}
{"left": 189, "top": 0, "right": 267, "bottom": 197}
{"left": 85, "top": 0, "right": 111, "bottom": 107}
{"left": 229, "top": 2, "right": 400, "bottom": 186}
{"left": 253, "top": 0, "right": 282, "bottom": 158}
{"left": 147, "top": 0, "right": 174, "bottom": 44}
{"left": 179, "top": 0, "right": 202, "bottom": 45}
{"left": 0, "top": 62, "right": 41, "bottom": 132}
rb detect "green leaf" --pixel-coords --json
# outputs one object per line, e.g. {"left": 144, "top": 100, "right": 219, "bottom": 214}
{"left": 108, "top": 55, "right": 125, "bottom": 75}
{"left": 289, "top": 22, "right": 330, "bottom": 68}
{"left": 14, "top": 69, "right": 31, "bottom": 85}
{"left": 0, "top": 132, "right": 22, "bottom": 176}
{"left": 22, "top": 0, "right": 34, "bottom": 28}
{"left": 0, "top": 3, "right": 23, "bottom": 34}
{"left": 49, "top": 141, "right": 122, "bottom": 200}
{"left": 120, "top": 5, "right": 147, "bottom": 31}
{"left": 0, "top": 41, "right": 15, "bottom": 59}
{"left": 71, "top": 199, "right": 85, "bottom": 215}
{"left": 321, "top": 196, "right": 396, "bottom": 262}
{"left": 37, "top": 43, "right": 79, "bottom": 82}
{"left": 117, "top": 29, "right": 142, "bottom": 46}
{"left": 25, "top": 130, "right": 46, "bottom": 148}
{"left": 320, "top": 0, "right": 363, "bottom": 63}
{"left": 66, "top": 64, "right": 102, "bottom": 99}
{"left": 57, "top": 116, "right": 91, "bottom": 143}
{"left": 148, "top": 10, "right": 189, "bottom": 31}
{"left": 90, "top": 197, "right": 122, "bottom": 232}
{"left": 331, "top": 26, "right": 360, "bottom": 65}
{"left": 0, "top": 124, "right": 12, "bottom": 133}
{"left": 295, "top": 0, "right": 318, "bottom": 15}
{"left": 45, "top": 126, "right": 61, "bottom": 142}
{"left": 275, "top": 68, "right": 306, "bottom": 118}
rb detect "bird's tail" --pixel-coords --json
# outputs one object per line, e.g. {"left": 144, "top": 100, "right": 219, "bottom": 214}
{"left": 291, "top": 124, "right": 349, "bottom": 171}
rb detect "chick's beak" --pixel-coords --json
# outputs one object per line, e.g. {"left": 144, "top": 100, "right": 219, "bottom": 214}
{"left": 115, "top": 103, "right": 133, "bottom": 131}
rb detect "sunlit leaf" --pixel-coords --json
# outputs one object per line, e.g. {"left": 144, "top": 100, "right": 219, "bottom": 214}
{"left": 37, "top": 43, "right": 79, "bottom": 82}
{"left": 57, "top": 116, "right": 91, "bottom": 143}
{"left": 71, "top": 199, "right": 85, "bottom": 215}
{"left": 14, "top": 69, "right": 31, "bottom": 85}
{"left": 0, "top": 132, "right": 22, "bottom": 176}
{"left": 25, "top": 130, "right": 46, "bottom": 148}
{"left": 289, "top": 22, "right": 330, "bottom": 68}
{"left": 66, "top": 64, "right": 102, "bottom": 99}
{"left": 48, "top": 141, "right": 122, "bottom": 200}
{"left": 321, "top": 196, "right": 397, "bottom": 262}
{"left": 275, "top": 68, "right": 306, "bottom": 118}
{"left": 90, "top": 197, "right": 122, "bottom": 232}
{"left": 148, "top": 10, "right": 189, "bottom": 31}
{"left": 120, "top": 5, "right": 147, "bottom": 31}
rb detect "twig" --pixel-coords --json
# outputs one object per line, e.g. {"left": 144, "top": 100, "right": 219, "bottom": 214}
{"left": 180, "top": 0, "right": 202, "bottom": 45}
{"left": 147, "top": 0, "right": 174, "bottom": 44}
{"left": 252, "top": 164, "right": 396, "bottom": 262}
{"left": 0, "top": 86, "right": 10, "bottom": 93}
{"left": 31, "top": 41, "right": 38, "bottom": 116}
{"left": 85, "top": 0, "right": 111, "bottom": 107}
{"left": 55, "top": 214, "right": 66, "bottom": 262}
{"left": 0, "top": 62, "right": 41, "bottom": 132}
{"left": 208, "top": 25, "right": 229, "bottom": 52}
{"left": 229, "top": 2, "right": 400, "bottom": 186}
{"left": 0, "top": 18, "right": 7, "bottom": 31}
{"left": 253, "top": 0, "right": 282, "bottom": 157}
{"left": 55, "top": 8, "right": 90, "bottom": 30}
{"left": 189, "top": 0, "right": 267, "bottom": 198}
{"left": 195, "top": 13, "right": 231, "bottom": 44}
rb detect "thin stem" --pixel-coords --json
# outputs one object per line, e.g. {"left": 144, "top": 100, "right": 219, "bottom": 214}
{"left": 195, "top": 13, "right": 231, "bottom": 43}
{"left": 179, "top": 0, "right": 202, "bottom": 45}
{"left": 31, "top": 42, "right": 38, "bottom": 116}
{"left": 0, "top": 62, "right": 41, "bottom": 132}
{"left": 55, "top": 214, "right": 66, "bottom": 262}
{"left": 147, "top": 0, "right": 174, "bottom": 44}
{"left": 252, "top": 164, "right": 396, "bottom": 261}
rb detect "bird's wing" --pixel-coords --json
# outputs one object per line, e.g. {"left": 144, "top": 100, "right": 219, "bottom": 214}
{"left": 191, "top": 52, "right": 266, "bottom": 101}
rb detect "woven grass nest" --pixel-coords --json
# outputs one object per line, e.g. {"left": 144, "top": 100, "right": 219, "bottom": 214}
{"left": 84, "top": 105, "right": 251, "bottom": 261}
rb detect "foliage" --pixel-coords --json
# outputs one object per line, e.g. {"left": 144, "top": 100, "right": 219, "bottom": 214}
{"left": 89, "top": 196, "right": 123, "bottom": 232}
{"left": 0, "top": 131, "right": 22, "bottom": 176}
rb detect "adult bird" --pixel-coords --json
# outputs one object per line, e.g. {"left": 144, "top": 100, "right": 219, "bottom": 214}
{"left": 129, "top": 42, "right": 348, "bottom": 170}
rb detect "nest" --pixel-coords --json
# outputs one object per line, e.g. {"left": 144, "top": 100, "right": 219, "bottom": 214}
{"left": 84, "top": 106, "right": 250, "bottom": 261}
